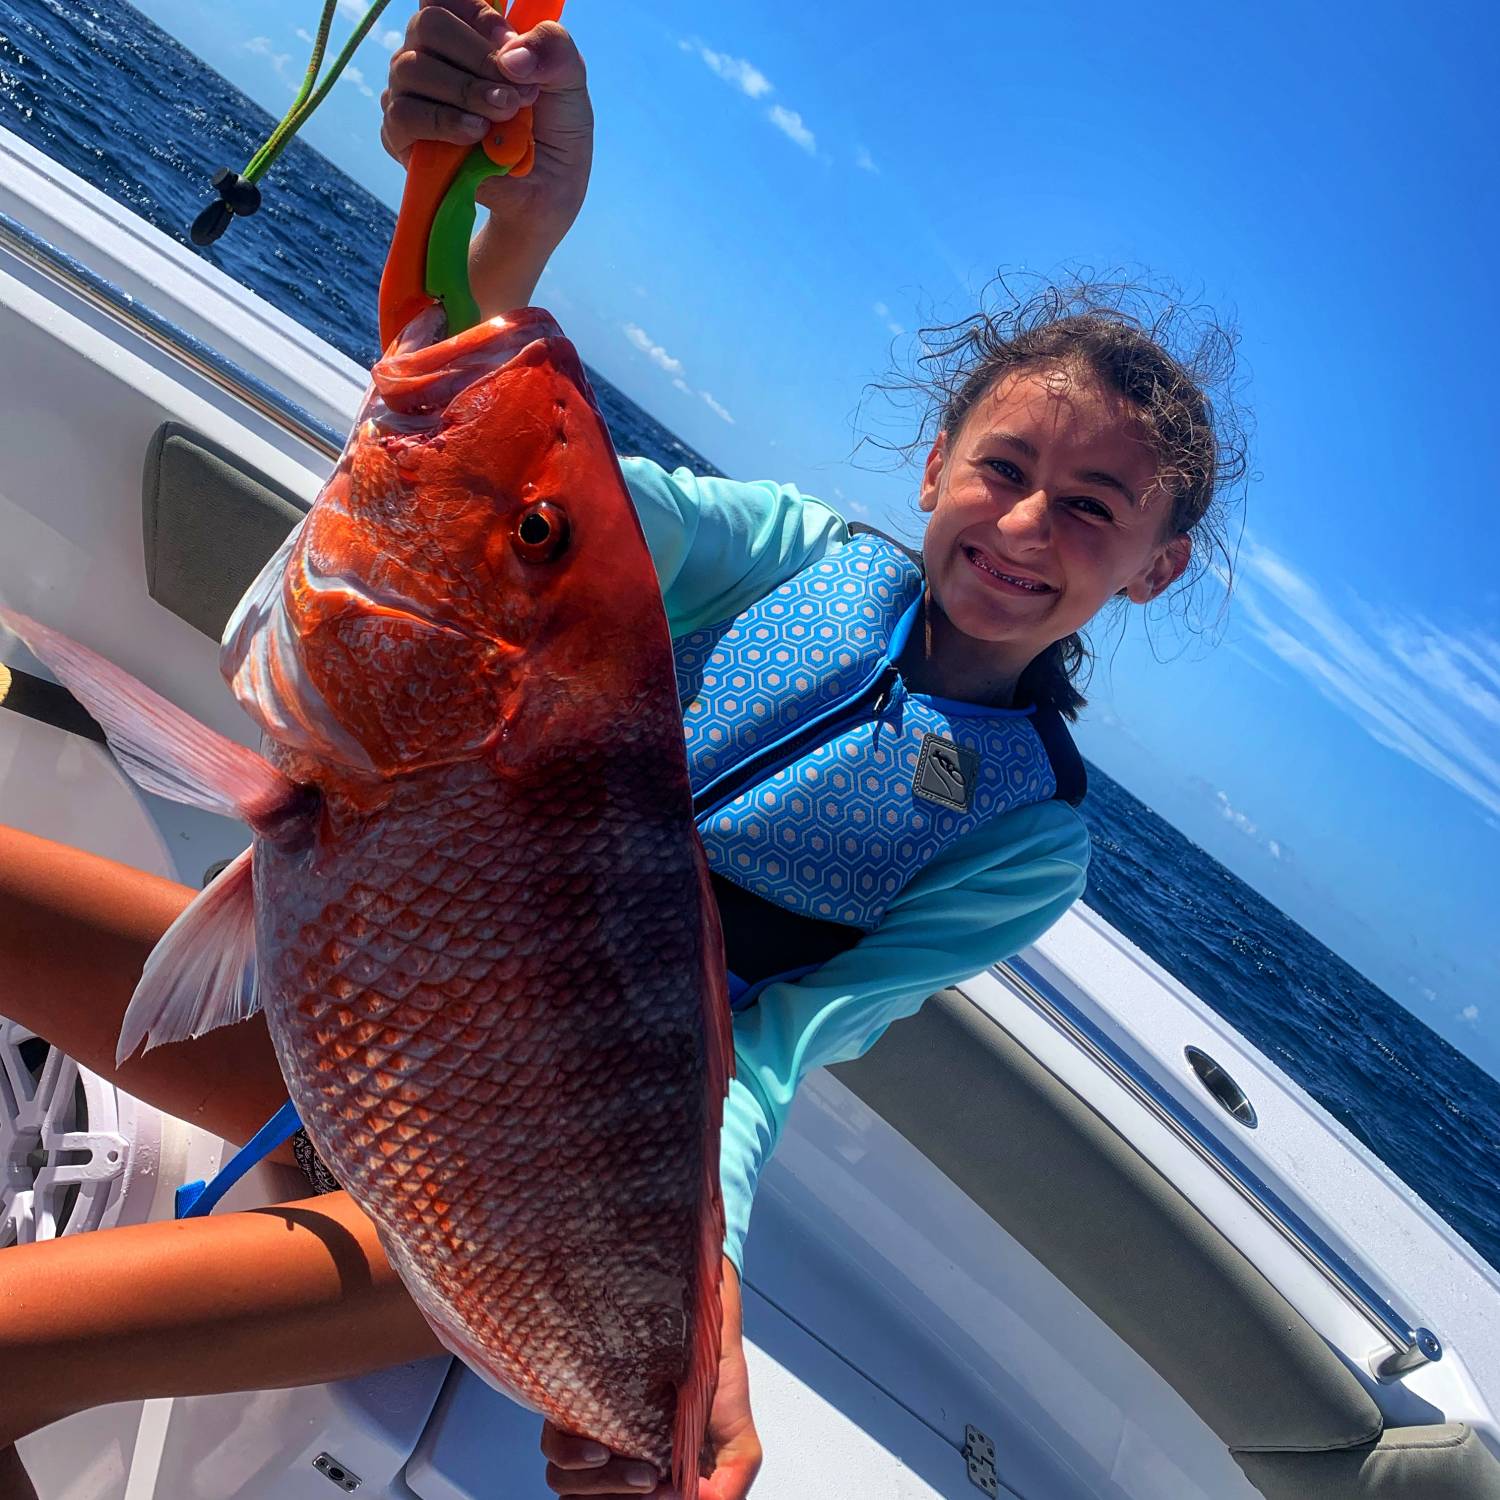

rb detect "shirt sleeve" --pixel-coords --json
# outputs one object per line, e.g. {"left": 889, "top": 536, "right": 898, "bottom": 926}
{"left": 618, "top": 457, "right": 850, "bottom": 636}
{"left": 717, "top": 797, "right": 1091, "bottom": 1272}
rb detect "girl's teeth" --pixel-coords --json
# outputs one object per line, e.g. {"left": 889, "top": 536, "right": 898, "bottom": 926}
{"left": 968, "top": 548, "right": 1048, "bottom": 590}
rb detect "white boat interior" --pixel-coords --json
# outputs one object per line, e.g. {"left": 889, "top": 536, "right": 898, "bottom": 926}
{"left": 3, "top": 123, "right": 1500, "bottom": 1499}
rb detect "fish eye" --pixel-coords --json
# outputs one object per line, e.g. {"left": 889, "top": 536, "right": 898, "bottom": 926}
{"left": 512, "top": 501, "right": 570, "bottom": 563}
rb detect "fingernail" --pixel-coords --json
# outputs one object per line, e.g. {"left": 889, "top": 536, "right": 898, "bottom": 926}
{"left": 500, "top": 45, "right": 534, "bottom": 78}
{"left": 577, "top": 1442, "right": 609, "bottom": 1464}
{"left": 484, "top": 87, "right": 516, "bottom": 110}
{"left": 623, "top": 1463, "right": 657, "bottom": 1489}
{"left": 459, "top": 112, "right": 487, "bottom": 135}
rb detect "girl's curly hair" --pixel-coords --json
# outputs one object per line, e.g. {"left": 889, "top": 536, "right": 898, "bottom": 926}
{"left": 862, "top": 272, "right": 1250, "bottom": 719}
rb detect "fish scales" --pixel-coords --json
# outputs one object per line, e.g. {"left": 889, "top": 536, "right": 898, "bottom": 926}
{"left": 227, "top": 311, "right": 732, "bottom": 1480}
{"left": 0, "top": 306, "right": 732, "bottom": 1491}
{"left": 258, "top": 747, "right": 713, "bottom": 1460}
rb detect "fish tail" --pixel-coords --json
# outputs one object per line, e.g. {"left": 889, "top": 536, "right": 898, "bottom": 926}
{"left": 117, "top": 844, "right": 259, "bottom": 1064}
{"left": 673, "top": 851, "right": 737, "bottom": 1500}
{"left": 0, "top": 607, "right": 305, "bottom": 831}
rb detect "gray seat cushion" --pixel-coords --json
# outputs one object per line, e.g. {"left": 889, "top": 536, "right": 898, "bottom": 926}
{"left": 142, "top": 423, "right": 304, "bottom": 641}
{"left": 1235, "top": 1423, "right": 1500, "bottom": 1499}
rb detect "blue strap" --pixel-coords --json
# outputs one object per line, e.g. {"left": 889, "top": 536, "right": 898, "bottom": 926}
{"left": 175, "top": 1096, "right": 303, "bottom": 1219}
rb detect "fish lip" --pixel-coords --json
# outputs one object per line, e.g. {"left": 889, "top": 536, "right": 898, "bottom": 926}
{"left": 373, "top": 306, "right": 570, "bottom": 415}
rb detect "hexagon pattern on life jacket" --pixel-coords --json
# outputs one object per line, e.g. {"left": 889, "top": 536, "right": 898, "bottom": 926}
{"left": 673, "top": 534, "right": 1057, "bottom": 929}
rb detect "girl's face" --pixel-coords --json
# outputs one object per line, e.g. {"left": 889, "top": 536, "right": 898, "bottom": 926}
{"left": 919, "top": 364, "right": 1192, "bottom": 684}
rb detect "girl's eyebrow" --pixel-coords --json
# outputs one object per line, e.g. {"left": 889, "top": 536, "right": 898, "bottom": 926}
{"left": 991, "top": 431, "right": 1140, "bottom": 508}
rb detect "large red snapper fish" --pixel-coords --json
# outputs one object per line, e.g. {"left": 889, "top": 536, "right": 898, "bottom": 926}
{"left": 0, "top": 306, "right": 733, "bottom": 1496}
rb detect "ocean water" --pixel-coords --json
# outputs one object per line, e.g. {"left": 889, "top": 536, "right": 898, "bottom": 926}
{"left": 3, "top": 0, "right": 1499, "bottom": 1275}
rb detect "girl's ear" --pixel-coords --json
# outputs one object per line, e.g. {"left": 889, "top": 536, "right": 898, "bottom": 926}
{"left": 918, "top": 431, "right": 949, "bottom": 513}
{"left": 1125, "top": 531, "right": 1193, "bottom": 604}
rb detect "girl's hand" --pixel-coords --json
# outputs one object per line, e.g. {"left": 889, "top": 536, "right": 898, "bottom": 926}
{"left": 381, "top": 0, "right": 594, "bottom": 313}
{"left": 540, "top": 1260, "right": 763, "bottom": 1499}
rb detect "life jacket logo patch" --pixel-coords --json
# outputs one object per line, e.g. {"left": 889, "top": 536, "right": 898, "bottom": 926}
{"left": 913, "top": 734, "right": 978, "bottom": 811}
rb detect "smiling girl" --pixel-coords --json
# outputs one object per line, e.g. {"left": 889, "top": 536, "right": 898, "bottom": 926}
{"left": 0, "top": 7, "right": 1239, "bottom": 1500}
{"left": 378, "top": 4, "right": 1239, "bottom": 1495}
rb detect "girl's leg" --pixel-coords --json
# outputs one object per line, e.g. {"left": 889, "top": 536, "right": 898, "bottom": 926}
{"left": 0, "top": 1187, "right": 446, "bottom": 1448}
{"left": 0, "top": 824, "right": 297, "bottom": 1165}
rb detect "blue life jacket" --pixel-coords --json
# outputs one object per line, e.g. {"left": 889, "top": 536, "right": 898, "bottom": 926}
{"left": 672, "top": 527, "right": 1085, "bottom": 1008}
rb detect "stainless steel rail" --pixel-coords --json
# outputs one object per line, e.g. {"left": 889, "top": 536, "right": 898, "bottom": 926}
{"left": 0, "top": 207, "right": 344, "bottom": 462}
{"left": 996, "top": 955, "right": 1441, "bottom": 1380}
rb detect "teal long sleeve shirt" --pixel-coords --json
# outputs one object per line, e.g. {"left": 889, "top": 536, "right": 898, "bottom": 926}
{"left": 619, "top": 458, "right": 1092, "bottom": 1272}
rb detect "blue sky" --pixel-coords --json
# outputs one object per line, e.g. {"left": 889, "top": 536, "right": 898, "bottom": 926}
{"left": 134, "top": 0, "right": 1500, "bottom": 1080}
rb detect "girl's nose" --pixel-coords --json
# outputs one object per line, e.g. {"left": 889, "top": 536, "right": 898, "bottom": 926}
{"left": 999, "top": 489, "right": 1052, "bottom": 549}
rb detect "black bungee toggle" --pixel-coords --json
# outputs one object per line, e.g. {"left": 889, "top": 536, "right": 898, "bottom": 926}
{"left": 189, "top": 168, "right": 263, "bottom": 246}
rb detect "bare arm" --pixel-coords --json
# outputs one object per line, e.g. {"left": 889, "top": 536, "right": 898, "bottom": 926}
{"left": 381, "top": 0, "right": 594, "bottom": 318}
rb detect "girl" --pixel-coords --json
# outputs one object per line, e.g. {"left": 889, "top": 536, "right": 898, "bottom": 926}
{"left": 0, "top": 5, "right": 1239, "bottom": 1498}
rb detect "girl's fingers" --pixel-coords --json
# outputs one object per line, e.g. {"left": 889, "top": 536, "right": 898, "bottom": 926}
{"left": 539, "top": 1423, "right": 612, "bottom": 1467}
{"left": 382, "top": 92, "right": 488, "bottom": 154}
{"left": 542, "top": 1461, "right": 663, "bottom": 1496}
{"left": 388, "top": 49, "right": 536, "bottom": 120}
{"left": 497, "top": 19, "right": 586, "bottom": 91}
{"left": 539, "top": 1424, "right": 663, "bottom": 1496}
{"left": 413, "top": 0, "right": 514, "bottom": 57}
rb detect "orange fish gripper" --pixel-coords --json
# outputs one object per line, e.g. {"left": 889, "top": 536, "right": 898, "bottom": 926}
{"left": 378, "top": 0, "right": 567, "bottom": 350}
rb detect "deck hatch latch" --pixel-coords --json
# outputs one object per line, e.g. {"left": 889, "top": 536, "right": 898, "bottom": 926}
{"left": 312, "top": 1452, "right": 362, "bottom": 1491}
{"left": 963, "top": 1424, "right": 998, "bottom": 1496}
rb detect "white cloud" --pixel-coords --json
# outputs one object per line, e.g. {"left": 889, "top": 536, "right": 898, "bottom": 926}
{"left": 700, "top": 391, "right": 735, "bottom": 425}
{"left": 872, "top": 300, "right": 904, "bottom": 336}
{"left": 1462, "top": 1004, "right": 1481, "bottom": 1023}
{"left": 1210, "top": 787, "right": 1286, "bottom": 860}
{"left": 243, "top": 36, "right": 294, "bottom": 87}
{"left": 680, "top": 37, "right": 824, "bottom": 158}
{"left": 768, "top": 104, "right": 816, "bottom": 154}
{"left": 1237, "top": 537, "right": 1500, "bottom": 821}
{"left": 854, "top": 144, "right": 878, "bottom": 173}
{"left": 679, "top": 39, "right": 773, "bottom": 98}
{"left": 622, "top": 322, "right": 684, "bottom": 377}
{"left": 622, "top": 325, "right": 734, "bottom": 423}
{"left": 379, "top": 28, "right": 403, "bottom": 52}
{"left": 343, "top": 62, "right": 375, "bottom": 98}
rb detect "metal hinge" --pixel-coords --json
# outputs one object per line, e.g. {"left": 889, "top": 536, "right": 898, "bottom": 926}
{"left": 963, "top": 1425, "right": 998, "bottom": 1497}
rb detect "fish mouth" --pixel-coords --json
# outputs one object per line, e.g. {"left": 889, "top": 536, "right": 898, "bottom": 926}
{"left": 372, "top": 306, "right": 570, "bottom": 416}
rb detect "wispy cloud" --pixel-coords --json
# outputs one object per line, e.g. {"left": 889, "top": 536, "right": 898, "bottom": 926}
{"left": 873, "top": 300, "right": 904, "bottom": 336}
{"left": 243, "top": 35, "right": 294, "bottom": 88}
{"left": 622, "top": 324, "right": 733, "bottom": 423}
{"left": 343, "top": 62, "right": 375, "bottom": 99}
{"left": 1237, "top": 537, "right": 1500, "bottom": 820}
{"left": 679, "top": 37, "right": 819, "bottom": 157}
{"left": 1214, "top": 789, "right": 1284, "bottom": 859}
{"left": 677, "top": 39, "right": 772, "bottom": 99}
{"left": 379, "top": 28, "right": 403, "bottom": 52}
{"left": 767, "top": 104, "right": 816, "bottom": 154}
{"left": 854, "top": 144, "right": 878, "bottom": 173}
{"left": 622, "top": 322, "right": 684, "bottom": 377}
{"left": 1462, "top": 1004, "right": 1481, "bottom": 1023}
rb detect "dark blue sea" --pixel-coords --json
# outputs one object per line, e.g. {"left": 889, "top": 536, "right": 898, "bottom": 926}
{"left": 3, "top": 0, "right": 1499, "bottom": 1276}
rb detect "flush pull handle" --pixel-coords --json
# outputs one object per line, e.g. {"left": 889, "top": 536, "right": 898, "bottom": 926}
{"left": 1185, "top": 1046, "right": 1258, "bottom": 1128}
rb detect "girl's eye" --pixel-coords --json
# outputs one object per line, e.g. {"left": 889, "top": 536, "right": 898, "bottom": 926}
{"left": 1067, "top": 497, "right": 1115, "bottom": 522}
{"left": 986, "top": 459, "right": 1023, "bottom": 483}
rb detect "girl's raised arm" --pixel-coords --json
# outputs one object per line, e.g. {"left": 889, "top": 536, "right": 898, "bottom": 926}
{"left": 381, "top": 0, "right": 593, "bottom": 318}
